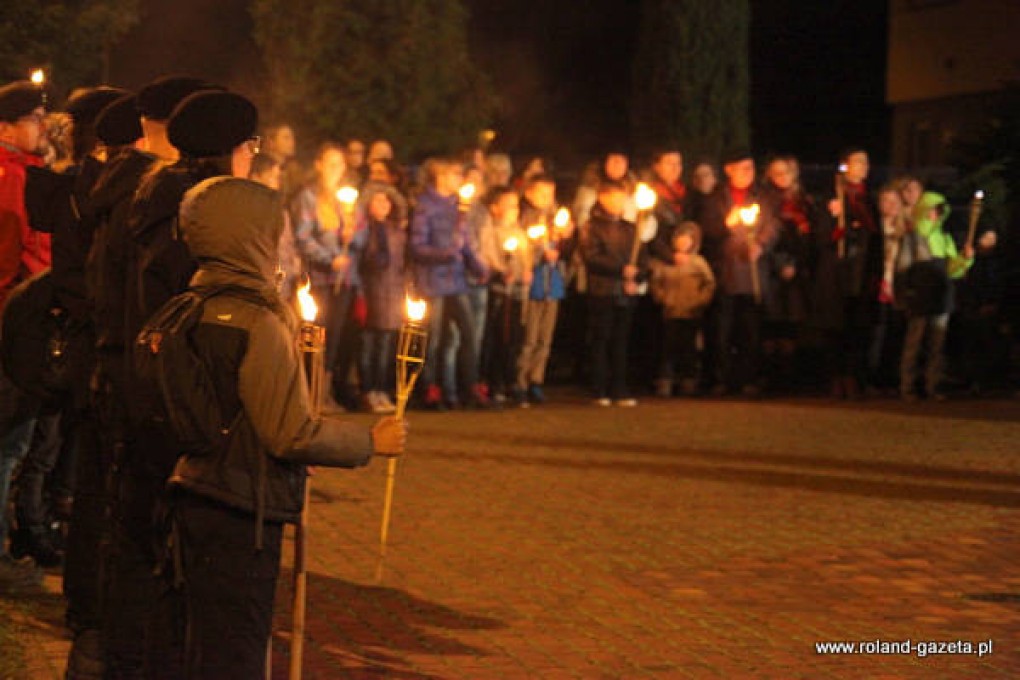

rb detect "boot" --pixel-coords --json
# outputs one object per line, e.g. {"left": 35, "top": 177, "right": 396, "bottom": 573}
{"left": 654, "top": 378, "right": 673, "bottom": 398}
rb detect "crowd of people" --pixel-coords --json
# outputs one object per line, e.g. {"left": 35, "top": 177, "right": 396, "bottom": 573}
{"left": 0, "top": 69, "right": 1013, "bottom": 678}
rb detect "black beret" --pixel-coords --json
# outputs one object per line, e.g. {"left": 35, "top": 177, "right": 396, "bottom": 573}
{"left": 95, "top": 93, "right": 143, "bottom": 146}
{"left": 167, "top": 91, "right": 258, "bottom": 158}
{"left": 721, "top": 146, "right": 753, "bottom": 165}
{"left": 65, "top": 87, "right": 130, "bottom": 126}
{"left": 136, "top": 76, "right": 217, "bottom": 121}
{"left": 0, "top": 81, "right": 46, "bottom": 123}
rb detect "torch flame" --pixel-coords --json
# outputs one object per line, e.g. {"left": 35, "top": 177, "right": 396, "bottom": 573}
{"left": 738, "top": 203, "right": 761, "bottom": 226}
{"left": 974, "top": 190, "right": 985, "bottom": 200}
{"left": 480, "top": 129, "right": 497, "bottom": 143}
{"left": 297, "top": 279, "right": 318, "bottom": 323}
{"left": 554, "top": 207, "right": 570, "bottom": 229}
{"left": 527, "top": 224, "right": 547, "bottom": 241}
{"left": 336, "top": 186, "right": 359, "bottom": 206}
{"left": 405, "top": 297, "right": 427, "bottom": 323}
{"left": 30, "top": 69, "right": 45, "bottom": 85}
{"left": 458, "top": 183, "right": 476, "bottom": 202}
{"left": 635, "top": 183, "right": 657, "bottom": 211}
{"left": 503, "top": 236, "right": 520, "bottom": 252}
{"left": 838, "top": 163, "right": 848, "bottom": 174}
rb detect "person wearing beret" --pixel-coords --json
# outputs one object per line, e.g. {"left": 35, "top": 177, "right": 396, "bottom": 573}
{"left": 0, "top": 79, "right": 48, "bottom": 596}
{"left": 103, "top": 87, "right": 259, "bottom": 678}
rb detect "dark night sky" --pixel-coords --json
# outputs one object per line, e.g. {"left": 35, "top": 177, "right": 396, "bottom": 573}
{"left": 110, "top": 0, "right": 890, "bottom": 166}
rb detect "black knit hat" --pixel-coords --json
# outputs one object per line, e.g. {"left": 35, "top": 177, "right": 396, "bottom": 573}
{"left": 721, "top": 146, "right": 753, "bottom": 165}
{"left": 96, "top": 93, "right": 143, "bottom": 146}
{"left": 136, "top": 75, "right": 217, "bottom": 121}
{"left": 167, "top": 91, "right": 258, "bottom": 158}
{"left": 65, "top": 87, "right": 130, "bottom": 126}
{"left": 0, "top": 81, "right": 46, "bottom": 123}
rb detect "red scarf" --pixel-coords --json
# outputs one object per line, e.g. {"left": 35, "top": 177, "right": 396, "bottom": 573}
{"left": 844, "top": 181, "right": 876, "bottom": 233}
{"left": 780, "top": 193, "right": 811, "bottom": 235}
{"left": 728, "top": 184, "right": 749, "bottom": 208}
{"left": 652, "top": 178, "right": 685, "bottom": 216}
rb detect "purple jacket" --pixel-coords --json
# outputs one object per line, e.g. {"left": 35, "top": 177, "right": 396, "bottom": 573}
{"left": 409, "top": 187, "right": 486, "bottom": 298}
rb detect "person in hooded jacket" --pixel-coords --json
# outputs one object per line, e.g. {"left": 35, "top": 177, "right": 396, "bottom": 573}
{"left": 162, "top": 175, "right": 406, "bottom": 678}
{"left": 649, "top": 222, "right": 716, "bottom": 396}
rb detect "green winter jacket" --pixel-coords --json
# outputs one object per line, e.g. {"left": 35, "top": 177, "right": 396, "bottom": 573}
{"left": 913, "top": 191, "right": 973, "bottom": 280}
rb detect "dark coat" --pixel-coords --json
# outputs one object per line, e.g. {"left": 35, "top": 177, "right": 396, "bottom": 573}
{"left": 84, "top": 148, "right": 156, "bottom": 352}
{"left": 581, "top": 203, "right": 650, "bottom": 302}
{"left": 694, "top": 184, "right": 778, "bottom": 297}
{"left": 760, "top": 184, "right": 820, "bottom": 324}
{"left": 810, "top": 184, "right": 883, "bottom": 331}
{"left": 360, "top": 216, "right": 408, "bottom": 331}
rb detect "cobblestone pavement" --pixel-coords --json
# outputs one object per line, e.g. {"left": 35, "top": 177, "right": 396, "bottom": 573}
{"left": 5, "top": 396, "right": 1020, "bottom": 678}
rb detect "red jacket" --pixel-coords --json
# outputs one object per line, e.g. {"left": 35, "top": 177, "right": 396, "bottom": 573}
{"left": 0, "top": 143, "right": 47, "bottom": 309}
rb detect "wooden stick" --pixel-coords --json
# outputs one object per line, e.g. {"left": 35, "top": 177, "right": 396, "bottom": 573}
{"left": 965, "top": 193, "right": 984, "bottom": 252}
{"left": 835, "top": 173, "right": 846, "bottom": 260}
{"left": 288, "top": 482, "right": 311, "bottom": 680}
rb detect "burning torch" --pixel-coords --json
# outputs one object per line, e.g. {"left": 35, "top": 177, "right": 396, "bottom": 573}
{"left": 333, "top": 186, "right": 359, "bottom": 294}
{"left": 30, "top": 69, "right": 46, "bottom": 86}
{"left": 290, "top": 279, "right": 324, "bottom": 680}
{"left": 739, "top": 204, "right": 762, "bottom": 304}
{"left": 503, "top": 235, "right": 527, "bottom": 324}
{"left": 377, "top": 295, "right": 428, "bottom": 581}
{"left": 835, "top": 163, "right": 847, "bottom": 259}
{"left": 965, "top": 189, "right": 985, "bottom": 253}
{"left": 625, "top": 183, "right": 658, "bottom": 294}
{"left": 458, "top": 182, "right": 477, "bottom": 213}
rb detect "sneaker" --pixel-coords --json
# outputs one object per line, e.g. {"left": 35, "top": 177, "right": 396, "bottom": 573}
{"left": 901, "top": 390, "right": 919, "bottom": 403}
{"left": 654, "top": 379, "right": 673, "bottom": 398}
{"left": 361, "top": 391, "right": 380, "bottom": 412}
{"left": 615, "top": 398, "right": 638, "bottom": 407}
{"left": 466, "top": 384, "right": 496, "bottom": 410}
{"left": 594, "top": 397, "right": 612, "bottom": 407}
{"left": 423, "top": 384, "right": 446, "bottom": 411}
{"left": 375, "top": 392, "right": 397, "bottom": 414}
{"left": 0, "top": 554, "right": 43, "bottom": 594}
{"left": 527, "top": 384, "right": 547, "bottom": 404}
{"left": 679, "top": 379, "right": 699, "bottom": 397}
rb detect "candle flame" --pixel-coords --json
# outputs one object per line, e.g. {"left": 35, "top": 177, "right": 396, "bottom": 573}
{"left": 458, "top": 183, "right": 476, "bottom": 202}
{"left": 480, "top": 129, "right": 497, "bottom": 143}
{"left": 838, "top": 163, "right": 848, "bottom": 174}
{"left": 738, "top": 203, "right": 761, "bottom": 226}
{"left": 527, "top": 224, "right": 547, "bottom": 240}
{"left": 974, "top": 190, "right": 985, "bottom": 200}
{"left": 634, "top": 183, "right": 657, "bottom": 211}
{"left": 297, "top": 279, "right": 318, "bottom": 322}
{"left": 405, "top": 297, "right": 427, "bottom": 323}
{"left": 554, "top": 207, "right": 570, "bottom": 228}
{"left": 503, "top": 236, "right": 520, "bottom": 252}
{"left": 336, "top": 186, "right": 359, "bottom": 206}
{"left": 30, "top": 69, "right": 45, "bottom": 85}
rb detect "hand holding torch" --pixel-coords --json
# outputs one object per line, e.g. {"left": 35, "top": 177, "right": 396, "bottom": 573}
{"left": 626, "top": 183, "right": 657, "bottom": 294}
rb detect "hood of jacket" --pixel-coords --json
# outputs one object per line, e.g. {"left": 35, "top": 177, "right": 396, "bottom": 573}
{"left": 180, "top": 176, "right": 284, "bottom": 289}
{"left": 914, "top": 191, "right": 949, "bottom": 233}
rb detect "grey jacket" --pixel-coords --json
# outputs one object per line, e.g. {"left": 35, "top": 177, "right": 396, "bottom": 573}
{"left": 168, "top": 176, "right": 373, "bottom": 523}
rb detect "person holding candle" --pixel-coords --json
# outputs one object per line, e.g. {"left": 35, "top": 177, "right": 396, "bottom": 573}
{"left": 291, "top": 142, "right": 367, "bottom": 412}
{"left": 516, "top": 174, "right": 574, "bottom": 406}
{"left": 409, "top": 157, "right": 491, "bottom": 410}
{"left": 155, "top": 174, "right": 407, "bottom": 678}
{"left": 478, "top": 186, "right": 531, "bottom": 402}
{"left": 693, "top": 147, "right": 777, "bottom": 397}
{"left": 581, "top": 179, "right": 650, "bottom": 406}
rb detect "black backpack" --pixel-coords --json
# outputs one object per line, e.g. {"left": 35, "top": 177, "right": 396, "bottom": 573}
{"left": 131, "top": 287, "right": 243, "bottom": 455}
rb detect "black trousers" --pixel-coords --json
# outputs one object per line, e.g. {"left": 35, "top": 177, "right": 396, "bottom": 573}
{"left": 717, "top": 294, "right": 762, "bottom": 389}
{"left": 588, "top": 296, "right": 634, "bottom": 399}
{"left": 660, "top": 318, "right": 700, "bottom": 382}
{"left": 483, "top": 292, "right": 524, "bottom": 394}
{"left": 174, "top": 494, "right": 283, "bottom": 680}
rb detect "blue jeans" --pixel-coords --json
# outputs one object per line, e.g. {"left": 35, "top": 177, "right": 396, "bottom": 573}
{"left": 438, "top": 286, "right": 487, "bottom": 399}
{"left": 423, "top": 293, "right": 480, "bottom": 397}
{"left": 0, "top": 418, "right": 37, "bottom": 550}
{"left": 359, "top": 329, "right": 396, "bottom": 393}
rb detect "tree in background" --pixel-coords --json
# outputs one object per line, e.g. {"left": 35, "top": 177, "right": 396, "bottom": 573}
{"left": 0, "top": 0, "right": 140, "bottom": 95}
{"left": 630, "top": 0, "right": 750, "bottom": 159}
{"left": 252, "top": 0, "right": 496, "bottom": 159}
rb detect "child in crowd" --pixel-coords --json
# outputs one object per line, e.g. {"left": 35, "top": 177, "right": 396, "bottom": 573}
{"left": 479, "top": 187, "right": 531, "bottom": 402}
{"left": 581, "top": 180, "right": 650, "bottom": 406}
{"left": 359, "top": 185, "right": 408, "bottom": 414}
{"left": 650, "top": 223, "right": 716, "bottom": 396}
{"left": 517, "top": 174, "right": 575, "bottom": 405}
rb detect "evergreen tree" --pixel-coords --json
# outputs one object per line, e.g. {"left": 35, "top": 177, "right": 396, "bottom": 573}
{"left": 0, "top": 1, "right": 140, "bottom": 94}
{"left": 251, "top": 0, "right": 496, "bottom": 158}
{"left": 631, "top": 0, "right": 750, "bottom": 159}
